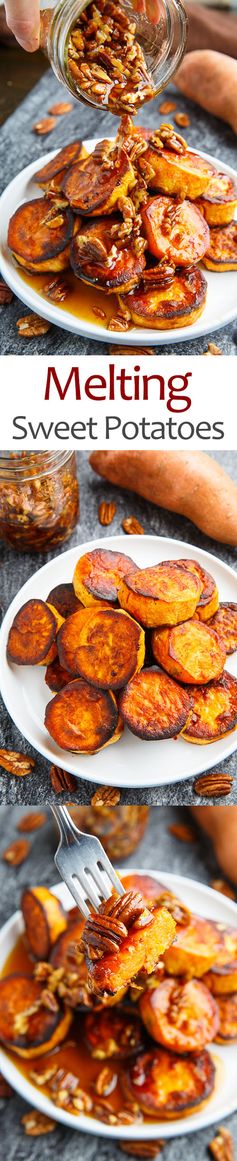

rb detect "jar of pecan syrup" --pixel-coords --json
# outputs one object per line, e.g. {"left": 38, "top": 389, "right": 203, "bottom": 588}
{"left": 0, "top": 452, "right": 79, "bottom": 551}
{"left": 40, "top": 0, "right": 187, "bottom": 115}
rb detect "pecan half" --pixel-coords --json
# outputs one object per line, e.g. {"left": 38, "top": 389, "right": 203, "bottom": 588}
{"left": 2, "top": 839, "right": 30, "bottom": 866}
{"left": 159, "top": 99, "right": 176, "bottom": 114}
{"left": 21, "top": 1111, "right": 56, "bottom": 1136}
{"left": 209, "top": 1127, "right": 234, "bottom": 1161}
{"left": 0, "top": 278, "right": 13, "bottom": 305}
{"left": 210, "top": 879, "right": 236, "bottom": 900}
{"left": 95, "top": 1066, "right": 117, "bottom": 1096}
{"left": 50, "top": 765, "right": 76, "bottom": 793}
{"left": 119, "top": 1143, "right": 164, "bottom": 1157}
{"left": 98, "top": 500, "right": 117, "bottom": 526}
{"left": 43, "top": 277, "right": 69, "bottom": 302}
{"left": 16, "top": 314, "right": 51, "bottom": 338}
{"left": 33, "top": 117, "right": 56, "bottom": 134}
{"left": 0, "top": 748, "right": 35, "bottom": 777}
{"left": 81, "top": 913, "right": 127, "bottom": 957}
{"left": 91, "top": 786, "right": 121, "bottom": 806}
{"left": 102, "top": 889, "right": 145, "bottom": 929}
{"left": 48, "top": 102, "right": 73, "bottom": 114}
{"left": 122, "top": 517, "right": 144, "bottom": 535}
{"left": 174, "top": 112, "right": 190, "bottom": 128}
{"left": 0, "top": 1073, "right": 13, "bottom": 1098}
{"left": 194, "top": 773, "right": 233, "bottom": 798}
{"left": 204, "top": 343, "right": 223, "bottom": 356}
{"left": 168, "top": 822, "right": 196, "bottom": 843}
{"left": 17, "top": 810, "right": 47, "bottom": 832}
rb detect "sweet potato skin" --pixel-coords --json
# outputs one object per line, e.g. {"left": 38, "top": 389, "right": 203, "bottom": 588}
{"left": 182, "top": 671, "right": 237, "bottom": 743}
{"left": 7, "top": 599, "right": 57, "bottom": 666}
{"left": 21, "top": 886, "right": 67, "bottom": 959}
{"left": 45, "top": 678, "right": 119, "bottom": 753}
{"left": 144, "top": 145, "right": 214, "bottom": 199}
{"left": 164, "top": 915, "right": 224, "bottom": 978}
{"left": 140, "top": 977, "right": 219, "bottom": 1053}
{"left": 152, "top": 620, "right": 226, "bottom": 685}
{"left": 119, "top": 667, "right": 192, "bottom": 740}
{"left": 122, "top": 1046, "right": 215, "bottom": 1117}
{"left": 89, "top": 450, "right": 237, "bottom": 547}
{"left": 87, "top": 906, "right": 176, "bottom": 997}
{"left": 207, "top": 603, "right": 237, "bottom": 654}
{"left": 142, "top": 197, "right": 210, "bottom": 266}
{"left": 73, "top": 548, "right": 136, "bottom": 607}
{"left": 119, "top": 267, "right": 207, "bottom": 330}
{"left": 74, "top": 608, "right": 145, "bottom": 690}
{"left": 0, "top": 974, "right": 71, "bottom": 1058}
{"left": 119, "top": 562, "right": 202, "bottom": 628}
{"left": 175, "top": 559, "right": 219, "bottom": 622}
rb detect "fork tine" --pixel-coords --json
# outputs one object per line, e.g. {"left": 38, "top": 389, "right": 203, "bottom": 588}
{"left": 89, "top": 861, "right": 113, "bottom": 900}
{"left": 54, "top": 853, "right": 91, "bottom": 919}
{"left": 71, "top": 866, "right": 104, "bottom": 912}
{"left": 96, "top": 846, "right": 125, "bottom": 896}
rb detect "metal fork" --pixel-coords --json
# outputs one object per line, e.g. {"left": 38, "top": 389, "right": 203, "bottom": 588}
{"left": 51, "top": 804, "right": 125, "bottom": 919}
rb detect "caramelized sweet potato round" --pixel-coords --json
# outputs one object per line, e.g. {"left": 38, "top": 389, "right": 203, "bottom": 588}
{"left": 140, "top": 977, "right": 219, "bottom": 1053}
{"left": 8, "top": 198, "right": 76, "bottom": 273}
{"left": 70, "top": 216, "right": 146, "bottom": 291}
{"left": 50, "top": 917, "right": 85, "bottom": 972}
{"left": 34, "top": 141, "right": 86, "bottom": 186}
{"left": 45, "top": 678, "right": 119, "bottom": 753}
{"left": 37, "top": 603, "right": 64, "bottom": 666}
{"left": 207, "top": 603, "right": 237, "bottom": 654}
{"left": 164, "top": 915, "right": 224, "bottom": 978}
{"left": 73, "top": 608, "right": 145, "bottom": 690}
{"left": 22, "top": 886, "right": 67, "bottom": 959}
{"left": 215, "top": 993, "right": 237, "bottom": 1042}
{"left": 122, "top": 873, "right": 190, "bottom": 926}
{"left": 119, "top": 268, "right": 207, "bottom": 330}
{"left": 118, "top": 562, "right": 202, "bottom": 628}
{"left": 142, "top": 197, "right": 210, "bottom": 266}
{"left": 63, "top": 144, "right": 135, "bottom": 214}
{"left": 85, "top": 1007, "right": 144, "bottom": 1058}
{"left": 87, "top": 906, "right": 176, "bottom": 998}
{"left": 57, "top": 608, "right": 97, "bottom": 674}
{"left": 152, "top": 620, "right": 226, "bottom": 684}
{"left": 182, "top": 671, "right": 237, "bottom": 743}
{"left": 0, "top": 974, "right": 71, "bottom": 1058}
{"left": 47, "top": 583, "right": 84, "bottom": 619}
{"left": 45, "top": 655, "right": 75, "bottom": 692}
{"left": 7, "top": 599, "right": 58, "bottom": 666}
{"left": 119, "top": 667, "right": 192, "bottom": 740}
{"left": 145, "top": 145, "right": 214, "bottom": 199}
{"left": 73, "top": 548, "right": 136, "bottom": 607}
{"left": 122, "top": 1046, "right": 215, "bottom": 1116}
{"left": 204, "top": 960, "right": 237, "bottom": 996}
{"left": 203, "top": 222, "right": 237, "bottom": 271}
{"left": 175, "top": 559, "right": 219, "bottom": 622}
{"left": 196, "top": 172, "right": 237, "bottom": 227}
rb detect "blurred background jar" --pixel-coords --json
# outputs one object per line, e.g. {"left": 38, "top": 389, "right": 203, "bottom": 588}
{"left": 67, "top": 805, "right": 149, "bottom": 860}
{"left": 0, "top": 451, "right": 79, "bottom": 551}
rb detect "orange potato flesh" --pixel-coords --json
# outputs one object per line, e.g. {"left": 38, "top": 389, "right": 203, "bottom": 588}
{"left": 140, "top": 977, "right": 219, "bottom": 1053}
{"left": 203, "top": 222, "right": 237, "bottom": 271}
{"left": 70, "top": 215, "right": 146, "bottom": 292}
{"left": 85, "top": 1008, "right": 144, "bottom": 1058}
{"left": 119, "top": 667, "right": 192, "bottom": 740}
{"left": 0, "top": 974, "right": 71, "bottom": 1058}
{"left": 45, "top": 678, "right": 118, "bottom": 753}
{"left": 215, "top": 993, "right": 237, "bottom": 1042}
{"left": 34, "top": 141, "right": 86, "bottom": 185}
{"left": 118, "top": 562, "right": 202, "bottom": 628}
{"left": 57, "top": 607, "right": 97, "bottom": 674}
{"left": 87, "top": 906, "right": 176, "bottom": 997}
{"left": 37, "top": 603, "right": 64, "bottom": 666}
{"left": 145, "top": 145, "right": 215, "bottom": 199}
{"left": 207, "top": 602, "right": 237, "bottom": 654}
{"left": 8, "top": 198, "right": 75, "bottom": 273}
{"left": 123, "top": 1046, "right": 215, "bottom": 1117}
{"left": 46, "top": 583, "right": 84, "bottom": 619}
{"left": 175, "top": 559, "right": 219, "bottom": 622}
{"left": 142, "top": 197, "right": 210, "bottom": 266}
{"left": 119, "top": 267, "right": 207, "bottom": 330}
{"left": 152, "top": 620, "right": 226, "bottom": 685}
{"left": 50, "top": 918, "right": 85, "bottom": 971}
{"left": 164, "top": 915, "right": 225, "bottom": 978}
{"left": 196, "top": 172, "right": 237, "bottom": 227}
{"left": 73, "top": 548, "right": 136, "bottom": 608}
{"left": 21, "top": 886, "right": 67, "bottom": 959}
{"left": 74, "top": 607, "right": 145, "bottom": 690}
{"left": 182, "top": 671, "right": 237, "bottom": 743}
{"left": 7, "top": 599, "right": 58, "bottom": 666}
{"left": 204, "top": 962, "right": 237, "bottom": 996}
{"left": 62, "top": 145, "right": 135, "bottom": 215}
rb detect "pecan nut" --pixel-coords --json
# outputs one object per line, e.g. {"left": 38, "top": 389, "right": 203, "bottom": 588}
{"left": 0, "top": 748, "right": 35, "bottom": 777}
{"left": 50, "top": 765, "right": 76, "bottom": 793}
{"left": 119, "top": 1143, "right": 164, "bottom": 1157}
{"left": 2, "top": 839, "right": 30, "bottom": 866}
{"left": 194, "top": 773, "right": 233, "bottom": 798}
{"left": 33, "top": 117, "right": 56, "bottom": 134}
{"left": 209, "top": 1127, "right": 234, "bottom": 1161}
{"left": 16, "top": 314, "right": 51, "bottom": 338}
{"left": 98, "top": 500, "right": 117, "bottom": 526}
{"left": 95, "top": 1066, "right": 117, "bottom": 1097}
{"left": 81, "top": 913, "right": 127, "bottom": 957}
{"left": 21, "top": 1111, "right": 56, "bottom": 1136}
{"left": 174, "top": 112, "right": 190, "bottom": 128}
{"left": 91, "top": 785, "right": 121, "bottom": 806}
{"left": 168, "top": 822, "right": 196, "bottom": 843}
{"left": 17, "top": 810, "right": 47, "bottom": 832}
{"left": 43, "top": 277, "right": 69, "bottom": 302}
{"left": 102, "top": 889, "right": 145, "bottom": 929}
{"left": 48, "top": 102, "right": 73, "bottom": 114}
{"left": 0, "top": 278, "right": 14, "bottom": 305}
{"left": 122, "top": 517, "right": 144, "bottom": 535}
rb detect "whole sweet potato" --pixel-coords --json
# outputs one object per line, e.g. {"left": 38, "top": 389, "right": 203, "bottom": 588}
{"left": 90, "top": 451, "right": 237, "bottom": 546}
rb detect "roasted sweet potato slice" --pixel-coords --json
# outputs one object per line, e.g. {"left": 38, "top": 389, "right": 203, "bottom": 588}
{"left": 142, "top": 197, "right": 210, "bottom": 266}
{"left": 63, "top": 144, "right": 135, "bottom": 214}
{"left": 86, "top": 906, "right": 176, "bottom": 998}
{"left": 122, "top": 873, "right": 191, "bottom": 926}
{"left": 7, "top": 599, "right": 58, "bottom": 666}
{"left": 145, "top": 145, "right": 214, "bottom": 199}
{"left": 119, "top": 267, "right": 207, "bottom": 330}
{"left": 204, "top": 956, "right": 237, "bottom": 996}
{"left": 152, "top": 620, "right": 226, "bottom": 685}
{"left": 118, "top": 561, "right": 202, "bottom": 628}
{"left": 196, "top": 172, "right": 237, "bottom": 227}
{"left": 37, "top": 603, "right": 64, "bottom": 666}
{"left": 85, "top": 1007, "right": 144, "bottom": 1058}
{"left": 57, "top": 608, "right": 96, "bottom": 673}
{"left": 140, "top": 977, "right": 219, "bottom": 1054}
{"left": 122, "top": 1046, "right": 215, "bottom": 1117}
{"left": 70, "top": 215, "right": 146, "bottom": 291}
{"left": 182, "top": 671, "right": 237, "bottom": 743}
{"left": 22, "top": 886, "right": 67, "bottom": 959}
{"left": 203, "top": 222, "right": 237, "bottom": 271}
{"left": 73, "top": 548, "right": 136, "bottom": 607}
{"left": 73, "top": 608, "right": 145, "bottom": 690}
{"left": 45, "top": 678, "right": 119, "bottom": 753}
{"left": 47, "top": 583, "right": 84, "bottom": 619}
{"left": 50, "top": 917, "right": 85, "bottom": 971}
{"left": 8, "top": 198, "right": 76, "bottom": 273}
{"left": 175, "top": 559, "right": 219, "bottom": 622}
{"left": 164, "top": 915, "right": 224, "bottom": 978}
{"left": 119, "top": 668, "right": 192, "bottom": 740}
{"left": 0, "top": 974, "right": 71, "bottom": 1058}
{"left": 45, "top": 655, "right": 75, "bottom": 692}
{"left": 34, "top": 141, "right": 86, "bottom": 186}
{"left": 215, "top": 993, "right": 237, "bottom": 1042}
{"left": 207, "top": 602, "right": 237, "bottom": 654}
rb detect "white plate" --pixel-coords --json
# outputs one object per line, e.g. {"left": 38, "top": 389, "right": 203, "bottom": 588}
{"left": 1, "top": 534, "right": 237, "bottom": 789}
{"left": 0, "top": 872, "right": 236, "bottom": 1138}
{"left": 0, "top": 141, "right": 237, "bottom": 345}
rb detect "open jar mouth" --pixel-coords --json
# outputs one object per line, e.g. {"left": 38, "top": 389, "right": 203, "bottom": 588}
{"left": 0, "top": 452, "right": 74, "bottom": 482}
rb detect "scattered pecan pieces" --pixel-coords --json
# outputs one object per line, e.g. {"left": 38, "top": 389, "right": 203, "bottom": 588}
{"left": 0, "top": 748, "right": 35, "bottom": 777}
{"left": 2, "top": 838, "right": 30, "bottom": 866}
{"left": 174, "top": 111, "right": 190, "bottom": 128}
{"left": 119, "top": 1143, "right": 164, "bottom": 1158}
{"left": 21, "top": 1111, "right": 56, "bottom": 1136}
{"left": 16, "top": 314, "right": 51, "bottom": 338}
{"left": 108, "top": 315, "right": 131, "bottom": 332}
{"left": 204, "top": 343, "right": 223, "bottom": 356}
{"left": 91, "top": 785, "right": 121, "bottom": 806}
{"left": 48, "top": 102, "right": 73, "bottom": 115}
{"left": 194, "top": 772, "right": 233, "bottom": 798}
{"left": 98, "top": 500, "right": 117, "bottom": 526}
{"left": 159, "top": 99, "right": 176, "bottom": 114}
{"left": 210, "top": 879, "right": 236, "bottom": 900}
{"left": 109, "top": 346, "right": 155, "bottom": 356}
{"left": 102, "top": 889, "right": 145, "bottom": 929}
{"left": 95, "top": 1066, "right": 117, "bottom": 1097}
{"left": 168, "top": 822, "right": 196, "bottom": 843}
{"left": 17, "top": 810, "right": 47, "bottom": 833}
{"left": 122, "top": 517, "right": 144, "bottom": 535}
{"left": 81, "top": 913, "right": 127, "bottom": 957}
{"left": 0, "top": 278, "right": 13, "bottom": 305}
{"left": 43, "top": 277, "right": 69, "bottom": 302}
{"left": 93, "top": 306, "right": 107, "bottom": 320}
{"left": 93, "top": 1101, "right": 141, "bottom": 1125}
{"left": 0, "top": 1073, "right": 13, "bottom": 1098}
{"left": 50, "top": 765, "right": 76, "bottom": 793}
{"left": 33, "top": 117, "right": 57, "bottom": 134}
{"left": 209, "top": 1126, "right": 234, "bottom": 1161}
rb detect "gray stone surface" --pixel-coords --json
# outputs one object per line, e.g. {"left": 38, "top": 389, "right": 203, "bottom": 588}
{"left": 0, "top": 804, "right": 237, "bottom": 1159}
{"left": 0, "top": 70, "right": 237, "bottom": 354}
{"left": 0, "top": 449, "right": 237, "bottom": 806}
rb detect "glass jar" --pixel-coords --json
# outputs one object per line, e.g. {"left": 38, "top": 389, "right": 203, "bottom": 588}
{"left": 0, "top": 452, "right": 79, "bottom": 552}
{"left": 40, "top": 0, "right": 187, "bottom": 115}
{"left": 67, "top": 805, "right": 149, "bottom": 860}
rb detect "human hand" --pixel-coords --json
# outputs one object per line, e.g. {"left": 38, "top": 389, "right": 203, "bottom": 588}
{"left": 4, "top": 0, "right": 40, "bottom": 50}
{"left": 175, "top": 50, "right": 237, "bottom": 134}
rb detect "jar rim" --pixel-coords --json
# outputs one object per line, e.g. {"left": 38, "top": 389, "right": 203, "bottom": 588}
{"left": 0, "top": 451, "right": 74, "bottom": 481}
